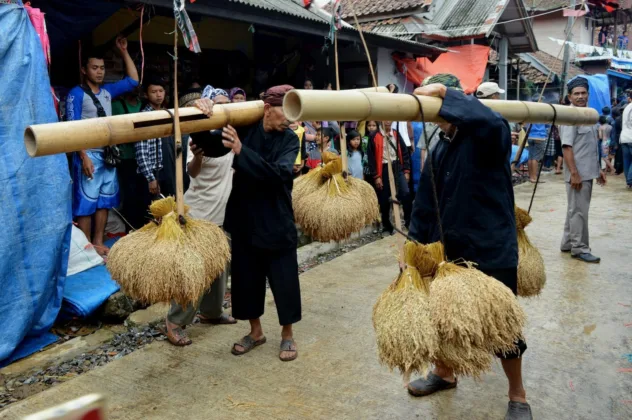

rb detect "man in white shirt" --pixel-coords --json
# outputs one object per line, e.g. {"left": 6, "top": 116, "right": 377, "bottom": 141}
{"left": 164, "top": 90, "right": 237, "bottom": 346}
{"left": 619, "top": 92, "right": 632, "bottom": 189}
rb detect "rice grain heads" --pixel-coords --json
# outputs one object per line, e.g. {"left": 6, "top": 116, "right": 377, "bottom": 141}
{"left": 372, "top": 243, "right": 438, "bottom": 381}
{"left": 430, "top": 262, "right": 526, "bottom": 377}
{"left": 515, "top": 207, "right": 546, "bottom": 297}
{"left": 293, "top": 153, "right": 379, "bottom": 242}
{"left": 107, "top": 197, "right": 230, "bottom": 306}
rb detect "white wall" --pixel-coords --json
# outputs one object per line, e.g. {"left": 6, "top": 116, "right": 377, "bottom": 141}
{"left": 376, "top": 47, "right": 414, "bottom": 93}
{"left": 533, "top": 12, "right": 592, "bottom": 57}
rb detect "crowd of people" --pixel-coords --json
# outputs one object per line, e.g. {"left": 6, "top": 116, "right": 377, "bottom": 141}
{"left": 64, "top": 31, "right": 632, "bottom": 417}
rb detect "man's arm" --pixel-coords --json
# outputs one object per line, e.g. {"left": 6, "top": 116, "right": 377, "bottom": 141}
{"left": 559, "top": 125, "right": 583, "bottom": 190}
{"left": 104, "top": 37, "right": 139, "bottom": 99}
{"left": 232, "top": 133, "right": 299, "bottom": 185}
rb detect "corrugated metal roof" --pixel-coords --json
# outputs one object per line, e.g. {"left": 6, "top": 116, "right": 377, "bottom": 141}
{"left": 422, "top": 0, "right": 508, "bottom": 39}
{"left": 228, "top": 0, "right": 326, "bottom": 22}
{"left": 332, "top": 0, "right": 431, "bottom": 19}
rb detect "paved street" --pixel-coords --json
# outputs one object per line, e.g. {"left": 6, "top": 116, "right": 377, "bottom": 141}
{"left": 2, "top": 175, "right": 631, "bottom": 420}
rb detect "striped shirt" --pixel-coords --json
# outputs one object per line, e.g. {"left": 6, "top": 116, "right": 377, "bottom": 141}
{"left": 135, "top": 104, "right": 163, "bottom": 182}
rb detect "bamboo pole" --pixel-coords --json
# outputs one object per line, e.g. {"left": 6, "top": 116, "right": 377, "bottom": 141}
{"left": 350, "top": 7, "right": 401, "bottom": 232}
{"left": 334, "top": 32, "right": 348, "bottom": 174}
{"left": 283, "top": 90, "right": 599, "bottom": 126}
{"left": 25, "top": 87, "right": 387, "bottom": 157}
{"left": 173, "top": 23, "right": 185, "bottom": 217}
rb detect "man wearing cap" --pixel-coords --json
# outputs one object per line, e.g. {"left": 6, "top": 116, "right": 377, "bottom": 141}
{"left": 192, "top": 85, "right": 301, "bottom": 362}
{"left": 407, "top": 74, "right": 532, "bottom": 420}
{"left": 560, "top": 77, "right": 606, "bottom": 263}
{"left": 476, "top": 82, "right": 521, "bottom": 149}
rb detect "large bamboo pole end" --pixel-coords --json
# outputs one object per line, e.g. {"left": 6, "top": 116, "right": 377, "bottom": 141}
{"left": 24, "top": 127, "right": 38, "bottom": 157}
{"left": 283, "top": 90, "right": 303, "bottom": 122}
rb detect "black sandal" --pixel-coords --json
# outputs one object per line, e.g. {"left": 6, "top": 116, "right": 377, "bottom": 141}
{"left": 231, "top": 335, "right": 266, "bottom": 355}
{"left": 407, "top": 373, "right": 457, "bottom": 397}
{"left": 279, "top": 339, "right": 298, "bottom": 362}
{"left": 198, "top": 313, "right": 237, "bottom": 325}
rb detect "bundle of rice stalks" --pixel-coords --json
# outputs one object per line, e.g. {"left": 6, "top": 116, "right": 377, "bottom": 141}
{"left": 107, "top": 197, "right": 230, "bottom": 306}
{"left": 430, "top": 262, "right": 526, "bottom": 377}
{"left": 293, "top": 153, "right": 379, "bottom": 242}
{"left": 372, "top": 244, "right": 438, "bottom": 382}
{"left": 515, "top": 207, "right": 546, "bottom": 297}
{"left": 405, "top": 241, "right": 444, "bottom": 278}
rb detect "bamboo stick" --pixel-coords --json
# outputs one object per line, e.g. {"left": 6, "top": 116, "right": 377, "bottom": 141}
{"left": 334, "top": 33, "right": 349, "bottom": 174}
{"left": 283, "top": 90, "right": 599, "bottom": 126}
{"left": 25, "top": 87, "right": 388, "bottom": 157}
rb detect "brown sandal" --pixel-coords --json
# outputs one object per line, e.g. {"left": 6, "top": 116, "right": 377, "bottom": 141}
{"left": 163, "top": 326, "right": 192, "bottom": 347}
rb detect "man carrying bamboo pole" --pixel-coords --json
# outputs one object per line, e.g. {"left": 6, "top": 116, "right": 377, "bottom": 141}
{"left": 192, "top": 85, "right": 301, "bottom": 362}
{"left": 406, "top": 74, "right": 532, "bottom": 420}
{"left": 560, "top": 77, "right": 606, "bottom": 263}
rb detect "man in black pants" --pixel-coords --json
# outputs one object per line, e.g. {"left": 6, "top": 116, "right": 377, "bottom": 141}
{"left": 406, "top": 74, "right": 531, "bottom": 420}
{"left": 192, "top": 85, "right": 301, "bottom": 362}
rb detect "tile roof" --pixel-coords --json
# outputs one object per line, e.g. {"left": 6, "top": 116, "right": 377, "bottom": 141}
{"left": 328, "top": 0, "right": 430, "bottom": 19}
{"left": 228, "top": 0, "right": 325, "bottom": 22}
{"left": 520, "top": 51, "right": 585, "bottom": 84}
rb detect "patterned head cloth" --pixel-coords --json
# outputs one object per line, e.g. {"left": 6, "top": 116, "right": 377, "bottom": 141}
{"left": 262, "top": 84, "right": 294, "bottom": 106}
{"left": 421, "top": 73, "right": 463, "bottom": 91}
{"left": 202, "top": 85, "right": 229, "bottom": 100}
{"left": 567, "top": 76, "right": 589, "bottom": 94}
{"left": 228, "top": 87, "right": 246, "bottom": 101}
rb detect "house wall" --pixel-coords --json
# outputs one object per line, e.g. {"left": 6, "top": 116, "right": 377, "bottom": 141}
{"left": 532, "top": 11, "right": 593, "bottom": 58}
{"left": 376, "top": 47, "right": 414, "bottom": 93}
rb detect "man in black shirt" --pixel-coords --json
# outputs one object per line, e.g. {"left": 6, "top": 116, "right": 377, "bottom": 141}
{"left": 406, "top": 75, "right": 531, "bottom": 420}
{"left": 192, "top": 85, "right": 301, "bottom": 362}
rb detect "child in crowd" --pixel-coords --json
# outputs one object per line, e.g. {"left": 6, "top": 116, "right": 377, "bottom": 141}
{"left": 346, "top": 130, "right": 363, "bottom": 179}
{"left": 598, "top": 115, "right": 616, "bottom": 173}
{"left": 290, "top": 121, "right": 307, "bottom": 177}
{"left": 306, "top": 127, "right": 336, "bottom": 169}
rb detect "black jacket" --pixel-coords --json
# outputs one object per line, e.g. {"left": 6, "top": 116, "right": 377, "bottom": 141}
{"left": 190, "top": 122, "right": 300, "bottom": 250}
{"left": 409, "top": 89, "right": 518, "bottom": 271}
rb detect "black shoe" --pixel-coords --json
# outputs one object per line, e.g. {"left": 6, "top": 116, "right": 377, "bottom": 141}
{"left": 560, "top": 248, "right": 571, "bottom": 253}
{"left": 407, "top": 373, "right": 457, "bottom": 397}
{"left": 571, "top": 253, "right": 600, "bottom": 263}
{"left": 505, "top": 401, "right": 533, "bottom": 420}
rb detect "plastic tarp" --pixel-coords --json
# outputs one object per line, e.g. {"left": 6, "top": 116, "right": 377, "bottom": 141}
{"left": 576, "top": 74, "right": 610, "bottom": 115}
{"left": 393, "top": 45, "right": 491, "bottom": 94}
{"left": 0, "top": 2, "right": 72, "bottom": 366}
{"left": 59, "top": 237, "right": 121, "bottom": 320}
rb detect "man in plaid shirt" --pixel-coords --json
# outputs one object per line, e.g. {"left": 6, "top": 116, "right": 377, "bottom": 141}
{"left": 130, "top": 76, "right": 166, "bottom": 228}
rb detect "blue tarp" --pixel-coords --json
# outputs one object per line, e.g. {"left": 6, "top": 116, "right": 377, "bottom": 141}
{"left": 576, "top": 74, "right": 611, "bottom": 115}
{"left": 0, "top": 2, "right": 72, "bottom": 366}
{"left": 58, "top": 238, "right": 121, "bottom": 320}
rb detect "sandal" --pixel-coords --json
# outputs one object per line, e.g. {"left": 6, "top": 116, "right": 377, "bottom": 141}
{"left": 162, "top": 326, "right": 192, "bottom": 347}
{"left": 407, "top": 373, "right": 457, "bottom": 397}
{"left": 231, "top": 335, "right": 266, "bottom": 355}
{"left": 198, "top": 313, "right": 237, "bottom": 325}
{"left": 279, "top": 339, "right": 298, "bottom": 362}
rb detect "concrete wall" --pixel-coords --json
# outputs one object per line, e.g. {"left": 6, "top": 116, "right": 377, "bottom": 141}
{"left": 532, "top": 11, "right": 593, "bottom": 58}
{"left": 376, "top": 47, "right": 414, "bottom": 93}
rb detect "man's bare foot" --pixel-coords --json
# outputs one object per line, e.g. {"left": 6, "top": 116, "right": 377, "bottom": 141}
{"left": 508, "top": 390, "right": 528, "bottom": 404}
{"left": 93, "top": 242, "right": 109, "bottom": 257}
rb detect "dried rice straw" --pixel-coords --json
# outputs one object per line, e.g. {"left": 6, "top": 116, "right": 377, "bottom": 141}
{"left": 515, "top": 207, "right": 546, "bottom": 297}
{"left": 107, "top": 197, "right": 230, "bottom": 306}
{"left": 292, "top": 153, "right": 379, "bottom": 242}
{"left": 372, "top": 243, "right": 438, "bottom": 383}
{"left": 430, "top": 262, "right": 526, "bottom": 377}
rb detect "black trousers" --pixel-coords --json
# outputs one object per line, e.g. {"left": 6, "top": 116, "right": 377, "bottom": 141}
{"left": 377, "top": 163, "right": 411, "bottom": 232}
{"left": 231, "top": 239, "right": 302, "bottom": 326}
{"left": 482, "top": 267, "right": 527, "bottom": 360}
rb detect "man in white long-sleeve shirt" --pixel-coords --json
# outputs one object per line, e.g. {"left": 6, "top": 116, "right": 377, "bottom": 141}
{"left": 618, "top": 92, "right": 632, "bottom": 189}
